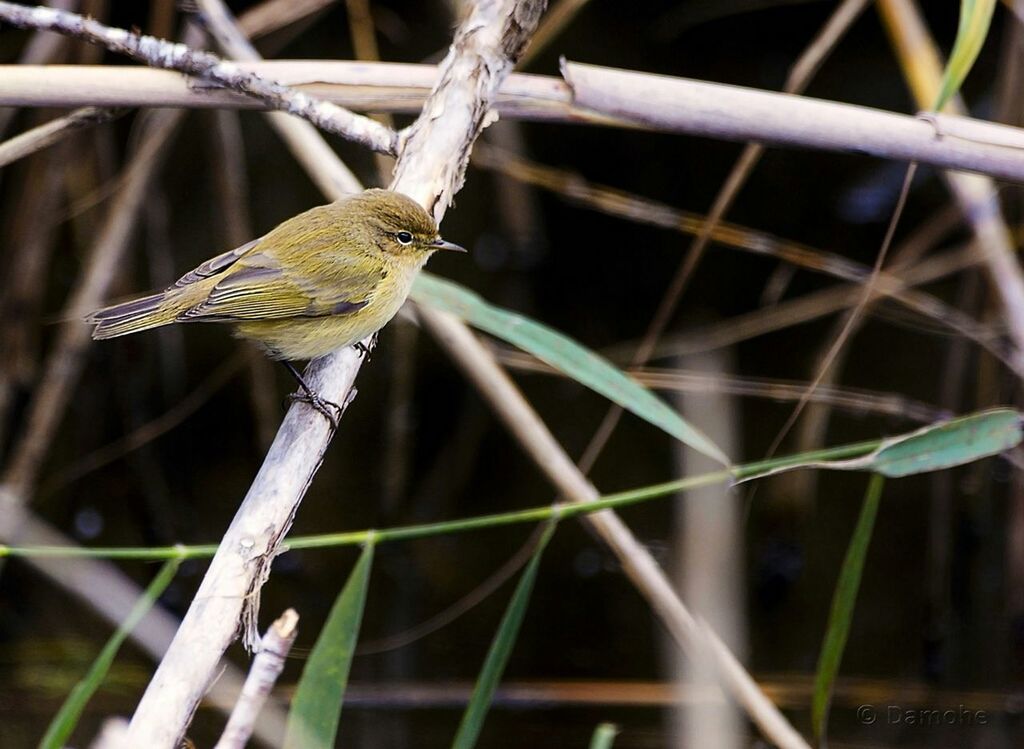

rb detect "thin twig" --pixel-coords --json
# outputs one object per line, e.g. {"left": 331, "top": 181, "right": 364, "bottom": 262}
{"left": 0, "top": 1, "right": 397, "bottom": 154}
{"left": 214, "top": 609, "right": 299, "bottom": 749}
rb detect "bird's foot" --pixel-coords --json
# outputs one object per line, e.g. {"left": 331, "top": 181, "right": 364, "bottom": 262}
{"left": 353, "top": 333, "right": 378, "bottom": 360}
{"left": 287, "top": 389, "right": 344, "bottom": 429}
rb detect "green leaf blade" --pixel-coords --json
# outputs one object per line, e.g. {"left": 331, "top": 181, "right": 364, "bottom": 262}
{"left": 588, "top": 722, "right": 620, "bottom": 749}
{"left": 413, "top": 273, "right": 729, "bottom": 466}
{"left": 39, "top": 559, "right": 180, "bottom": 749}
{"left": 812, "top": 473, "right": 884, "bottom": 742}
{"left": 869, "top": 408, "right": 1021, "bottom": 477}
{"left": 738, "top": 408, "right": 1022, "bottom": 482}
{"left": 934, "top": 0, "right": 997, "bottom": 110}
{"left": 451, "top": 523, "right": 557, "bottom": 749}
{"left": 284, "top": 542, "right": 375, "bottom": 749}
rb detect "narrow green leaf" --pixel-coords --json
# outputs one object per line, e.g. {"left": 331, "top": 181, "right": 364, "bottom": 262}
{"left": 739, "top": 408, "right": 1021, "bottom": 482}
{"left": 413, "top": 273, "right": 729, "bottom": 466}
{"left": 812, "top": 474, "right": 884, "bottom": 742}
{"left": 284, "top": 542, "right": 375, "bottom": 749}
{"left": 39, "top": 559, "right": 180, "bottom": 749}
{"left": 588, "top": 722, "right": 620, "bottom": 749}
{"left": 934, "top": 0, "right": 997, "bottom": 110}
{"left": 868, "top": 408, "right": 1021, "bottom": 477}
{"left": 451, "top": 522, "right": 557, "bottom": 749}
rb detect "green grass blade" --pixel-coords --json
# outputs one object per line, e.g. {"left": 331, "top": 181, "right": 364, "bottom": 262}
{"left": 412, "top": 273, "right": 730, "bottom": 466}
{"left": 740, "top": 408, "right": 1022, "bottom": 482}
{"left": 934, "top": 0, "right": 997, "bottom": 110}
{"left": 811, "top": 474, "right": 884, "bottom": 743}
{"left": 39, "top": 559, "right": 180, "bottom": 749}
{"left": 451, "top": 523, "right": 557, "bottom": 749}
{"left": 588, "top": 722, "right": 620, "bottom": 749}
{"left": 867, "top": 408, "right": 1021, "bottom": 477}
{"left": 284, "top": 542, "right": 375, "bottom": 749}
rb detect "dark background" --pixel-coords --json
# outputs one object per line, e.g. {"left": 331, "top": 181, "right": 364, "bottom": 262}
{"left": 1, "top": 1, "right": 1021, "bottom": 747}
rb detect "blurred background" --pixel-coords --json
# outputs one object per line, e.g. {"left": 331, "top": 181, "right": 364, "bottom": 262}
{"left": 1, "top": 0, "right": 1023, "bottom": 746}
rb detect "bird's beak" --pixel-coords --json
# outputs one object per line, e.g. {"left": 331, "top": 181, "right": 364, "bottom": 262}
{"left": 431, "top": 237, "right": 467, "bottom": 253}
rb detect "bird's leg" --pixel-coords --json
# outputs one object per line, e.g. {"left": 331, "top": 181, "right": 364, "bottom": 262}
{"left": 353, "top": 332, "right": 378, "bottom": 359}
{"left": 281, "top": 361, "right": 343, "bottom": 429}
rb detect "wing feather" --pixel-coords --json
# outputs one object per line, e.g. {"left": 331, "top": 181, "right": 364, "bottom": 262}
{"left": 179, "top": 243, "right": 378, "bottom": 322}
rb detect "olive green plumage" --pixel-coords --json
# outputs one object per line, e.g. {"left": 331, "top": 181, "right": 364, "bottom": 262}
{"left": 89, "top": 189, "right": 463, "bottom": 361}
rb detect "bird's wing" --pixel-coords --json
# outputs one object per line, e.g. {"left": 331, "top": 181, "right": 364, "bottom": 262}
{"left": 172, "top": 239, "right": 260, "bottom": 288}
{"left": 178, "top": 248, "right": 378, "bottom": 322}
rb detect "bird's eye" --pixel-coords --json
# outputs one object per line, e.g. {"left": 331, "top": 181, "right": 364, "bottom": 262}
{"left": 396, "top": 231, "right": 414, "bottom": 245}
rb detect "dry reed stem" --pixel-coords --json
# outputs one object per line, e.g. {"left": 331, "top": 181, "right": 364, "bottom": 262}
{"left": 4, "top": 58, "right": 1024, "bottom": 183}
{"left": 0, "top": 0, "right": 78, "bottom": 138}
{"left": 1, "top": 107, "right": 185, "bottom": 497}
{"left": 124, "top": 2, "right": 546, "bottom": 745}
{"left": 238, "top": 0, "right": 339, "bottom": 39}
{"left": 494, "top": 348, "right": 947, "bottom": 423}
{"left": 472, "top": 147, "right": 1010, "bottom": 372}
{"left": 417, "top": 309, "right": 810, "bottom": 749}
{"left": 0, "top": 1, "right": 397, "bottom": 154}
{"left": 517, "top": 0, "right": 592, "bottom": 68}
{"left": 648, "top": 242, "right": 982, "bottom": 359}
{"left": 0, "top": 105, "right": 124, "bottom": 168}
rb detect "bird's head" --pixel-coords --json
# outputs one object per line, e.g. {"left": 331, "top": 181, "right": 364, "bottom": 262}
{"left": 357, "top": 189, "right": 466, "bottom": 258}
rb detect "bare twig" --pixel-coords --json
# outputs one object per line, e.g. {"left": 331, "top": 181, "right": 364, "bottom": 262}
{"left": 124, "top": 2, "right": 547, "bottom": 745}
{"left": 215, "top": 609, "right": 299, "bottom": 749}
{"left": 0, "top": 1, "right": 397, "bottom": 154}
{"left": 195, "top": 0, "right": 361, "bottom": 198}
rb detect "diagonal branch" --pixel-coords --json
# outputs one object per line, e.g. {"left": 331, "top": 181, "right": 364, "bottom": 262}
{"left": 124, "top": 1, "right": 547, "bottom": 745}
{"left": 174, "top": 2, "right": 810, "bottom": 746}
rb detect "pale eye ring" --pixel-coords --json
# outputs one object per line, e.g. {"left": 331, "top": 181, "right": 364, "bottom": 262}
{"left": 396, "top": 231, "right": 414, "bottom": 245}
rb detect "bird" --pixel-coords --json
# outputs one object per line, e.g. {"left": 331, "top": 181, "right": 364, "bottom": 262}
{"left": 88, "top": 188, "right": 465, "bottom": 424}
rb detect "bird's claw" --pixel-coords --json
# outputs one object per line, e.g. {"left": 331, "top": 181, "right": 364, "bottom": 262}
{"left": 287, "top": 390, "right": 343, "bottom": 429}
{"left": 353, "top": 333, "right": 378, "bottom": 360}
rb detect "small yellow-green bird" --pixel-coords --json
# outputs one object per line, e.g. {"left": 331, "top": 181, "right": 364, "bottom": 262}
{"left": 89, "top": 188, "right": 464, "bottom": 423}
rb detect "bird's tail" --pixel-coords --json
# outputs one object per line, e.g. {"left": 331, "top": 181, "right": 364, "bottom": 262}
{"left": 88, "top": 292, "right": 179, "bottom": 339}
